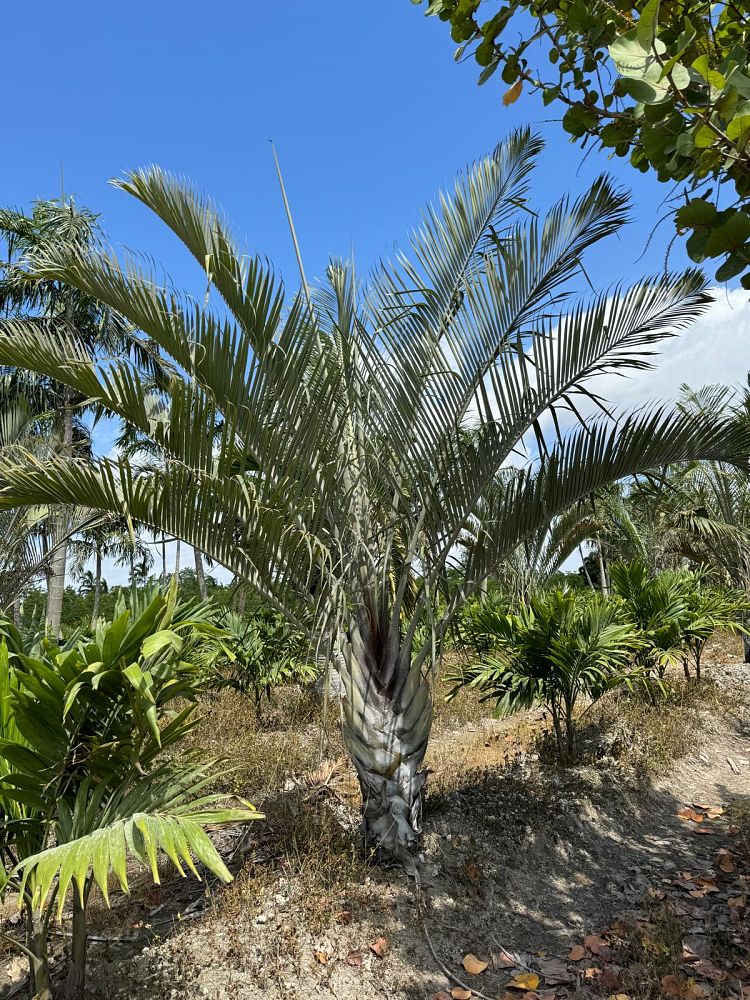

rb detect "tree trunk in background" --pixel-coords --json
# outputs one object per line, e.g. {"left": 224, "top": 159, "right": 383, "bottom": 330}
{"left": 161, "top": 534, "right": 167, "bottom": 581}
{"left": 340, "top": 646, "right": 432, "bottom": 866}
{"left": 173, "top": 538, "right": 181, "bottom": 577}
{"left": 46, "top": 399, "right": 74, "bottom": 637}
{"left": 90, "top": 547, "right": 102, "bottom": 627}
{"left": 234, "top": 576, "right": 247, "bottom": 613}
{"left": 12, "top": 594, "right": 21, "bottom": 627}
{"left": 64, "top": 886, "right": 89, "bottom": 1000}
{"left": 194, "top": 548, "right": 208, "bottom": 600}
{"left": 579, "top": 545, "right": 595, "bottom": 591}
{"left": 596, "top": 535, "right": 609, "bottom": 596}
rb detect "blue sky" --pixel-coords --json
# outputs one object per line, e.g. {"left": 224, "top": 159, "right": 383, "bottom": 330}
{"left": 3, "top": 2, "right": 747, "bottom": 584}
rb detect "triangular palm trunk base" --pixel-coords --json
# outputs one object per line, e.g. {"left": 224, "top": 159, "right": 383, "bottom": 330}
{"left": 342, "top": 678, "right": 431, "bottom": 865}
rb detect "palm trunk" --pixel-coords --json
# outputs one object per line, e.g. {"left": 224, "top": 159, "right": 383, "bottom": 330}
{"left": 64, "top": 886, "right": 89, "bottom": 1000}
{"left": 550, "top": 701, "right": 566, "bottom": 763}
{"left": 161, "top": 534, "right": 167, "bottom": 581}
{"left": 595, "top": 535, "right": 608, "bottom": 596}
{"left": 12, "top": 594, "right": 21, "bottom": 627}
{"left": 578, "top": 545, "right": 595, "bottom": 591}
{"left": 90, "top": 546, "right": 102, "bottom": 627}
{"left": 234, "top": 576, "right": 247, "bottom": 613}
{"left": 46, "top": 511, "right": 68, "bottom": 638}
{"left": 173, "top": 538, "right": 181, "bottom": 577}
{"left": 340, "top": 646, "right": 431, "bottom": 864}
{"left": 25, "top": 903, "right": 52, "bottom": 1000}
{"left": 194, "top": 548, "right": 208, "bottom": 600}
{"left": 46, "top": 398, "right": 74, "bottom": 638}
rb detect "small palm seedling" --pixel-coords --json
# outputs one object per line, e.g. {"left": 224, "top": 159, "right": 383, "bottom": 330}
{"left": 207, "top": 609, "right": 315, "bottom": 714}
{"left": 0, "top": 582, "right": 260, "bottom": 1000}
{"left": 609, "top": 560, "right": 693, "bottom": 678}
{"left": 680, "top": 580, "right": 750, "bottom": 681}
{"left": 448, "top": 589, "right": 644, "bottom": 763}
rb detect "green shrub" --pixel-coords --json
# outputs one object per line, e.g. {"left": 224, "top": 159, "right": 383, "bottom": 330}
{"left": 0, "top": 582, "right": 260, "bottom": 1000}
{"left": 205, "top": 609, "right": 315, "bottom": 712}
{"left": 447, "top": 588, "right": 645, "bottom": 763}
{"left": 610, "top": 560, "right": 750, "bottom": 680}
{"left": 609, "top": 560, "right": 692, "bottom": 677}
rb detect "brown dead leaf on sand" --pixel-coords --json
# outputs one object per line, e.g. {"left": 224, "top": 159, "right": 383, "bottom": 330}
{"left": 462, "top": 953, "right": 488, "bottom": 975}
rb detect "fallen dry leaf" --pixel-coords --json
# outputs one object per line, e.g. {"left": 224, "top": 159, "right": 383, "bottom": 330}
{"left": 585, "top": 934, "right": 611, "bottom": 957}
{"left": 451, "top": 990, "right": 472, "bottom": 1000}
{"left": 717, "top": 849, "right": 735, "bottom": 873}
{"left": 539, "top": 958, "right": 572, "bottom": 984}
{"left": 465, "top": 862, "right": 482, "bottom": 882}
{"left": 660, "top": 974, "right": 710, "bottom": 999}
{"left": 661, "top": 975, "right": 684, "bottom": 997}
{"left": 706, "top": 806, "right": 724, "bottom": 819}
{"left": 728, "top": 894, "right": 746, "bottom": 908}
{"left": 508, "top": 972, "right": 541, "bottom": 990}
{"left": 608, "top": 995, "right": 631, "bottom": 1000}
{"left": 369, "top": 936, "right": 388, "bottom": 958}
{"left": 600, "top": 966, "right": 622, "bottom": 990}
{"left": 335, "top": 909, "right": 352, "bottom": 925}
{"left": 693, "top": 826, "right": 715, "bottom": 835}
{"left": 677, "top": 807, "right": 704, "bottom": 823}
{"left": 313, "top": 950, "right": 329, "bottom": 965}
{"left": 346, "top": 950, "right": 363, "bottom": 967}
{"left": 430, "top": 993, "right": 452, "bottom": 1000}
{"left": 493, "top": 948, "right": 519, "bottom": 968}
{"left": 568, "top": 945, "right": 586, "bottom": 961}
{"left": 692, "top": 959, "right": 726, "bottom": 982}
{"left": 462, "top": 953, "right": 488, "bottom": 975}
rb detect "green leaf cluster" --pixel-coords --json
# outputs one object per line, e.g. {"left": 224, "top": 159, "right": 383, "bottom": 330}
{"left": 447, "top": 587, "right": 646, "bottom": 761}
{"left": 419, "top": 0, "right": 750, "bottom": 288}
{"left": 0, "top": 582, "right": 260, "bottom": 995}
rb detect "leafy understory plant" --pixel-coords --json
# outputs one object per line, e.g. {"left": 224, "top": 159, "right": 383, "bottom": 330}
{"left": 449, "top": 589, "right": 645, "bottom": 763}
{"left": 680, "top": 581, "right": 749, "bottom": 681}
{"left": 609, "top": 560, "right": 750, "bottom": 682}
{"left": 609, "top": 560, "right": 693, "bottom": 679}
{"left": 206, "top": 609, "right": 315, "bottom": 713}
{"left": 0, "top": 583, "right": 261, "bottom": 1000}
{"left": 0, "top": 129, "right": 748, "bottom": 861}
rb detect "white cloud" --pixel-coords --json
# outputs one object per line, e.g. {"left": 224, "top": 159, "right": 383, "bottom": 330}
{"left": 580, "top": 287, "right": 749, "bottom": 413}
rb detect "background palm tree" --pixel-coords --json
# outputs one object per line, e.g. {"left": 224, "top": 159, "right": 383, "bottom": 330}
{"left": 0, "top": 197, "right": 162, "bottom": 634}
{"left": 0, "top": 130, "right": 747, "bottom": 860}
{"left": 69, "top": 513, "right": 150, "bottom": 625}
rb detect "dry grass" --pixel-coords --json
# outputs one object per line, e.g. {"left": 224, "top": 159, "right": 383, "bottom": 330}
{"left": 188, "top": 686, "right": 346, "bottom": 798}
{"left": 582, "top": 672, "right": 745, "bottom": 777}
{"left": 608, "top": 903, "right": 689, "bottom": 1000}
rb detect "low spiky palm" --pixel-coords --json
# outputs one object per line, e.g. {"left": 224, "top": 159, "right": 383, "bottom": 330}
{"left": 0, "top": 131, "right": 747, "bottom": 860}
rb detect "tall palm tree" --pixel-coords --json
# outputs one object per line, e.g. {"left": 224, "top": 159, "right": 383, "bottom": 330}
{"left": 0, "top": 198, "right": 161, "bottom": 635}
{"left": 0, "top": 131, "right": 747, "bottom": 861}
{"left": 69, "top": 513, "right": 150, "bottom": 625}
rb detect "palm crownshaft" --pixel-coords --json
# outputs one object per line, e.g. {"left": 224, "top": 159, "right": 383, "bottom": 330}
{"left": 0, "top": 131, "right": 747, "bottom": 858}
